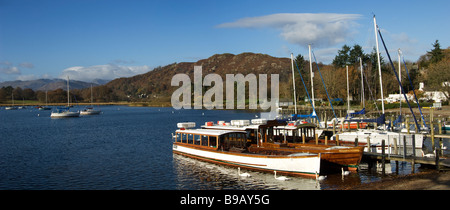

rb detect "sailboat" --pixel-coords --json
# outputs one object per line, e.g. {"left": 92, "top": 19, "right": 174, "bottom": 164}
{"left": 80, "top": 85, "right": 101, "bottom": 115}
{"left": 331, "top": 15, "right": 424, "bottom": 152}
{"left": 50, "top": 76, "right": 80, "bottom": 118}
{"left": 38, "top": 91, "right": 52, "bottom": 110}
{"left": 5, "top": 93, "right": 18, "bottom": 110}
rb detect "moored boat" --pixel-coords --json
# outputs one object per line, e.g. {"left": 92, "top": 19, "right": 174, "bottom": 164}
{"left": 50, "top": 76, "right": 80, "bottom": 118}
{"left": 50, "top": 107, "right": 80, "bottom": 118}
{"left": 172, "top": 122, "right": 321, "bottom": 178}
{"left": 202, "top": 119, "right": 364, "bottom": 172}
{"left": 80, "top": 107, "right": 101, "bottom": 115}
{"left": 80, "top": 85, "right": 101, "bottom": 115}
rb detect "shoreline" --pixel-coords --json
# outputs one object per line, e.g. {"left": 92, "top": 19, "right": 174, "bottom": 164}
{"left": 338, "top": 170, "right": 450, "bottom": 190}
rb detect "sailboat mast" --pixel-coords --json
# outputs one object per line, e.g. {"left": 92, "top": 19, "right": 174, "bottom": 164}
{"left": 308, "top": 44, "right": 315, "bottom": 108}
{"left": 346, "top": 65, "right": 350, "bottom": 112}
{"left": 373, "top": 15, "right": 385, "bottom": 114}
{"left": 360, "top": 57, "right": 365, "bottom": 108}
{"left": 290, "top": 53, "right": 297, "bottom": 114}
{"left": 90, "top": 84, "right": 93, "bottom": 106}
{"left": 67, "top": 76, "right": 70, "bottom": 107}
{"left": 398, "top": 49, "right": 402, "bottom": 114}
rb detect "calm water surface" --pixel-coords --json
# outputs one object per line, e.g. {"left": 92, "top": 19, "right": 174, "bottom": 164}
{"left": 0, "top": 106, "right": 444, "bottom": 190}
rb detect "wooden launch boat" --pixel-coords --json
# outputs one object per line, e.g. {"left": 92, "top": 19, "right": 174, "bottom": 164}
{"left": 202, "top": 119, "right": 364, "bottom": 172}
{"left": 172, "top": 122, "right": 321, "bottom": 178}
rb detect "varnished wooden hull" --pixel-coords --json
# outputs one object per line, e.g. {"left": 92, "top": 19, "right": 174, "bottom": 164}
{"left": 248, "top": 143, "right": 364, "bottom": 172}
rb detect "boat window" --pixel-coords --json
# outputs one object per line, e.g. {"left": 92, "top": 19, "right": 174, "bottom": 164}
{"left": 176, "top": 133, "right": 182, "bottom": 142}
{"left": 202, "top": 135, "right": 208, "bottom": 146}
{"left": 209, "top": 136, "right": 217, "bottom": 148}
{"left": 181, "top": 133, "right": 187, "bottom": 143}
{"left": 188, "top": 134, "right": 193, "bottom": 144}
{"left": 196, "top": 135, "right": 202, "bottom": 145}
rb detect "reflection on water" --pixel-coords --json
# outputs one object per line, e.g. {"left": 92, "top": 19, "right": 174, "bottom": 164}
{"left": 173, "top": 152, "right": 439, "bottom": 190}
{"left": 173, "top": 154, "right": 321, "bottom": 190}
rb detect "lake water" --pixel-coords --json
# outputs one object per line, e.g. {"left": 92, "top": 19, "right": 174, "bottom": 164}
{"left": 0, "top": 106, "right": 445, "bottom": 190}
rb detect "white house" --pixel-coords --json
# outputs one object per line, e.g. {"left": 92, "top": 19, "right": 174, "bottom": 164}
{"left": 419, "top": 82, "right": 448, "bottom": 102}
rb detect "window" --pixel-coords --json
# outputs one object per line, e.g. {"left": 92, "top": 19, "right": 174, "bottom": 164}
{"left": 202, "top": 135, "right": 209, "bottom": 146}
{"left": 209, "top": 136, "right": 217, "bottom": 148}
{"left": 181, "top": 133, "right": 187, "bottom": 143}
{"left": 194, "top": 135, "right": 201, "bottom": 145}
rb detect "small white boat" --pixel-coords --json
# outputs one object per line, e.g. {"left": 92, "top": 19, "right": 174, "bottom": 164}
{"left": 50, "top": 108, "right": 80, "bottom": 118}
{"left": 5, "top": 93, "right": 18, "bottom": 110}
{"left": 332, "top": 129, "right": 424, "bottom": 153}
{"left": 173, "top": 122, "right": 321, "bottom": 179}
{"left": 80, "top": 107, "right": 101, "bottom": 115}
{"left": 50, "top": 76, "right": 80, "bottom": 118}
{"left": 80, "top": 84, "right": 101, "bottom": 115}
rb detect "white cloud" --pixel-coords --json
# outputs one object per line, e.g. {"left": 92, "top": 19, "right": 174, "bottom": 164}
{"left": 59, "top": 64, "right": 152, "bottom": 82}
{"left": 0, "top": 61, "right": 21, "bottom": 75}
{"left": 217, "top": 13, "right": 362, "bottom": 48}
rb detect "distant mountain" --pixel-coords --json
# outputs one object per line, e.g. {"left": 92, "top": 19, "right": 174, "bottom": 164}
{"left": 0, "top": 78, "right": 109, "bottom": 91}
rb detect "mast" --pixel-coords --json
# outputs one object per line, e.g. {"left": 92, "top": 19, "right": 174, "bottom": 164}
{"left": 346, "top": 65, "right": 350, "bottom": 112}
{"left": 360, "top": 57, "right": 365, "bottom": 108}
{"left": 308, "top": 44, "right": 315, "bottom": 108}
{"left": 291, "top": 53, "right": 297, "bottom": 114}
{"left": 398, "top": 49, "right": 402, "bottom": 114}
{"left": 67, "top": 76, "right": 70, "bottom": 107}
{"left": 373, "top": 15, "right": 385, "bottom": 114}
{"left": 90, "top": 84, "right": 93, "bottom": 106}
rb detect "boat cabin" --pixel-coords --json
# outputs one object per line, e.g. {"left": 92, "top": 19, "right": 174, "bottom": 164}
{"left": 174, "top": 129, "right": 249, "bottom": 152}
{"left": 201, "top": 119, "right": 317, "bottom": 146}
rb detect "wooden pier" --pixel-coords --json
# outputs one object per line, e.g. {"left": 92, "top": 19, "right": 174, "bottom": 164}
{"left": 362, "top": 139, "right": 450, "bottom": 174}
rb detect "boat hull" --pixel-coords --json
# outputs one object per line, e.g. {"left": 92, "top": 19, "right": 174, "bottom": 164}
{"left": 173, "top": 143, "right": 321, "bottom": 178}
{"left": 80, "top": 110, "right": 101, "bottom": 115}
{"left": 50, "top": 111, "right": 80, "bottom": 118}
{"left": 248, "top": 143, "right": 363, "bottom": 172}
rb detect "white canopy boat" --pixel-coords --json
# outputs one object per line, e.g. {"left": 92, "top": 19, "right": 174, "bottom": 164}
{"left": 173, "top": 122, "right": 321, "bottom": 179}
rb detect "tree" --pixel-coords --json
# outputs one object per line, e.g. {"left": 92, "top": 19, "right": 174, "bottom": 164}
{"left": 428, "top": 40, "right": 444, "bottom": 64}
{"left": 425, "top": 51, "right": 450, "bottom": 100}
{"left": 332, "top": 44, "right": 369, "bottom": 68}
{"left": 332, "top": 45, "right": 351, "bottom": 68}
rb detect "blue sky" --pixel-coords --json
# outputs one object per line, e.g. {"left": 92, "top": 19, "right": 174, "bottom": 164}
{"left": 0, "top": 0, "right": 449, "bottom": 82}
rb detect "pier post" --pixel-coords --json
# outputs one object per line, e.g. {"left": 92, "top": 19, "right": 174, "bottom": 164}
{"left": 367, "top": 137, "right": 371, "bottom": 152}
{"left": 411, "top": 159, "right": 415, "bottom": 173}
{"left": 406, "top": 116, "right": 410, "bottom": 134}
{"left": 355, "top": 137, "right": 358, "bottom": 147}
{"left": 336, "top": 135, "right": 340, "bottom": 146}
{"left": 302, "top": 135, "right": 305, "bottom": 144}
{"left": 315, "top": 133, "right": 318, "bottom": 145}
{"left": 325, "top": 136, "right": 328, "bottom": 145}
{"left": 393, "top": 137, "right": 398, "bottom": 155}
{"left": 403, "top": 135, "right": 407, "bottom": 158}
{"left": 431, "top": 117, "right": 435, "bottom": 150}
{"left": 438, "top": 119, "right": 442, "bottom": 134}
{"left": 381, "top": 140, "right": 386, "bottom": 176}
{"left": 435, "top": 148, "right": 440, "bottom": 170}
{"left": 412, "top": 135, "right": 416, "bottom": 157}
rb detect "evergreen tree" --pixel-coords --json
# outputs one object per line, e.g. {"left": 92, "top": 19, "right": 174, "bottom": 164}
{"left": 428, "top": 40, "right": 443, "bottom": 63}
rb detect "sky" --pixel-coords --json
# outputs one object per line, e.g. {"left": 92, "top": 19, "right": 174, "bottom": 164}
{"left": 0, "top": 0, "right": 449, "bottom": 82}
